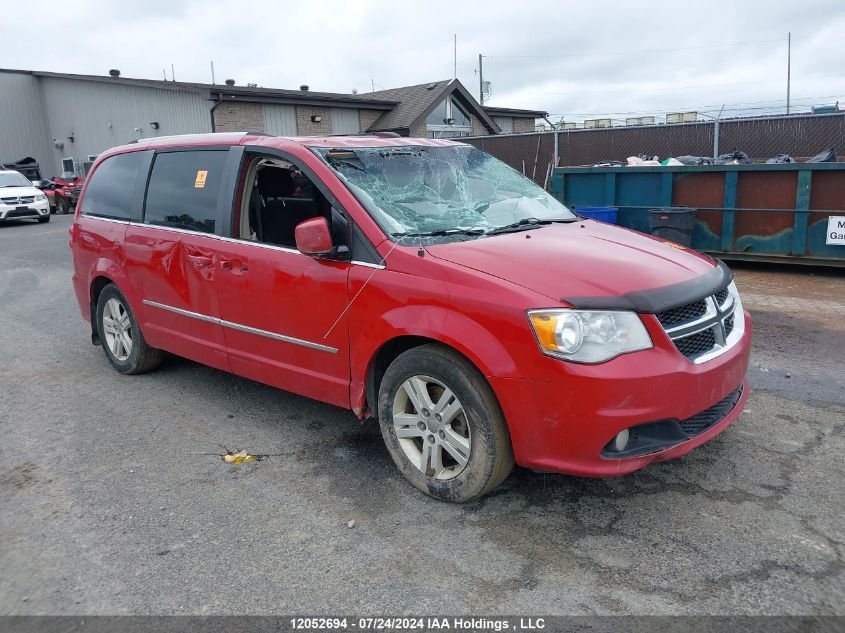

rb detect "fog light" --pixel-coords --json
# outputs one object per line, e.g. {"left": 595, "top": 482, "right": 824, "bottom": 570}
{"left": 612, "top": 429, "right": 630, "bottom": 452}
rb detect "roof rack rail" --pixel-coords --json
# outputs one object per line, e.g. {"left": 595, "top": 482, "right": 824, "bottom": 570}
{"left": 324, "top": 131, "right": 403, "bottom": 138}
{"left": 244, "top": 130, "right": 274, "bottom": 136}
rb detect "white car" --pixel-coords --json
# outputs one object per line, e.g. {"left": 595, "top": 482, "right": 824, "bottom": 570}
{"left": 0, "top": 169, "right": 51, "bottom": 223}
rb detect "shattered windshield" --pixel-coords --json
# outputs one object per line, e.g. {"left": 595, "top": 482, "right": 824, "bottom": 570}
{"left": 315, "top": 145, "right": 576, "bottom": 243}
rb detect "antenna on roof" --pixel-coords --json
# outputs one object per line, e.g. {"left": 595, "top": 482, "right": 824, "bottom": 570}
{"left": 210, "top": 60, "right": 215, "bottom": 85}
{"left": 454, "top": 34, "right": 457, "bottom": 79}
{"left": 171, "top": 63, "right": 175, "bottom": 82}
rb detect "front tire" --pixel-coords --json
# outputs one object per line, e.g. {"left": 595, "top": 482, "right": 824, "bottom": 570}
{"left": 96, "top": 284, "right": 164, "bottom": 374}
{"left": 37, "top": 215, "right": 50, "bottom": 223}
{"left": 377, "top": 344, "right": 514, "bottom": 502}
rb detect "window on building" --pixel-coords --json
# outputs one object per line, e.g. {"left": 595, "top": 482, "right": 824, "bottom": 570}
{"left": 451, "top": 100, "right": 471, "bottom": 127}
{"left": 61, "top": 157, "right": 76, "bottom": 176}
{"left": 425, "top": 94, "right": 473, "bottom": 138}
{"left": 144, "top": 150, "right": 227, "bottom": 233}
{"left": 425, "top": 100, "right": 449, "bottom": 126}
{"left": 81, "top": 151, "right": 145, "bottom": 220}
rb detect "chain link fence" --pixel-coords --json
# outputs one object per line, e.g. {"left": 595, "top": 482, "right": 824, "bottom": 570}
{"left": 464, "top": 113, "right": 844, "bottom": 185}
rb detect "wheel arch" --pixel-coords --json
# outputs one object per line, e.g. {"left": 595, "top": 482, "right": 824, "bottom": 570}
{"left": 89, "top": 275, "right": 116, "bottom": 345}
{"left": 361, "top": 333, "right": 508, "bottom": 423}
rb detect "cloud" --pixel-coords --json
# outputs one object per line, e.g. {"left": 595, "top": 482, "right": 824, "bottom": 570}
{"left": 1, "top": 0, "right": 843, "bottom": 122}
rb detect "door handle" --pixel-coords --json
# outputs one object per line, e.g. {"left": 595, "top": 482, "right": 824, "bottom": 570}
{"left": 187, "top": 254, "right": 213, "bottom": 268}
{"left": 220, "top": 260, "right": 248, "bottom": 273}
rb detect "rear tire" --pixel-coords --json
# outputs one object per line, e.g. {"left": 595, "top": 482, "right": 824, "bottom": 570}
{"left": 96, "top": 284, "right": 164, "bottom": 374}
{"left": 377, "top": 344, "right": 514, "bottom": 502}
{"left": 56, "top": 197, "right": 69, "bottom": 215}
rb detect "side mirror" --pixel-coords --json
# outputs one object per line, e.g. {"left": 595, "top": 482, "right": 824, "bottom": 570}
{"left": 295, "top": 217, "right": 334, "bottom": 256}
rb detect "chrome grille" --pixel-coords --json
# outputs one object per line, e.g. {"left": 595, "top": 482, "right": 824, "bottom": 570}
{"left": 657, "top": 284, "right": 742, "bottom": 363}
{"left": 1, "top": 195, "right": 35, "bottom": 205}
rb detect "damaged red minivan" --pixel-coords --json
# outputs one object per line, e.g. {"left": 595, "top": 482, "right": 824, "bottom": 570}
{"left": 70, "top": 133, "right": 751, "bottom": 502}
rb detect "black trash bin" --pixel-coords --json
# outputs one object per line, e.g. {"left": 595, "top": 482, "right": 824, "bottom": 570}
{"left": 648, "top": 207, "right": 697, "bottom": 246}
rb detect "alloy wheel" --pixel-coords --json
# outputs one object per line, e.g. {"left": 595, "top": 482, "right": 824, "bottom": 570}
{"left": 102, "top": 298, "right": 133, "bottom": 361}
{"left": 392, "top": 375, "right": 472, "bottom": 480}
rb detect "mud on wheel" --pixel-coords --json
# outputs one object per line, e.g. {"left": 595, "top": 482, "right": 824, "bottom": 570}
{"left": 377, "top": 344, "right": 514, "bottom": 502}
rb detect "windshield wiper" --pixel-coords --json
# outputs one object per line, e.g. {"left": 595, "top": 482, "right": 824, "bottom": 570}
{"left": 392, "top": 228, "right": 487, "bottom": 238}
{"left": 485, "top": 217, "right": 577, "bottom": 235}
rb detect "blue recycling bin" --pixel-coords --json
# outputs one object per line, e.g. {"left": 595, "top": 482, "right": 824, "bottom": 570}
{"left": 576, "top": 206, "right": 618, "bottom": 224}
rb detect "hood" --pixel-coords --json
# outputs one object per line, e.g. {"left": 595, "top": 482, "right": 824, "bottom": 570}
{"left": 0, "top": 186, "right": 43, "bottom": 199}
{"left": 425, "top": 220, "right": 721, "bottom": 310}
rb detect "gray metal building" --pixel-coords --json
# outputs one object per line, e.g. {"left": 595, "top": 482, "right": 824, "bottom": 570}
{"left": 1, "top": 69, "right": 212, "bottom": 177}
{"left": 1, "top": 68, "right": 545, "bottom": 179}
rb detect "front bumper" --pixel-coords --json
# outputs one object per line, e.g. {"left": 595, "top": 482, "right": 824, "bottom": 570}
{"left": 491, "top": 309, "right": 753, "bottom": 477}
{"left": 0, "top": 200, "right": 50, "bottom": 221}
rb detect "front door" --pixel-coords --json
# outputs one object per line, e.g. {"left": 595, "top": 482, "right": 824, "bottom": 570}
{"left": 215, "top": 239, "right": 351, "bottom": 407}
{"left": 214, "top": 152, "right": 352, "bottom": 407}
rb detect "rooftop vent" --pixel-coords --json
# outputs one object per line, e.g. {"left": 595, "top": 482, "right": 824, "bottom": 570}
{"left": 300, "top": 85, "right": 309, "bottom": 91}
{"left": 109, "top": 69, "right": 121, "bottom": 77}
{"left": 426, "top": 82, "right": 438, "bottom": 90}
{"left": 225, "top": 79, "right": 235, "bottom": 86}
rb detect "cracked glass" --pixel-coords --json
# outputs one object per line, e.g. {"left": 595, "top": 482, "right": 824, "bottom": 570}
{"left": 316, "top": 145, "right": 575, "bottom": 243}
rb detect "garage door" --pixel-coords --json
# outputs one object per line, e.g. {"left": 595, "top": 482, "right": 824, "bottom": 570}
{"left": 263, "top": 105, "right": 297, "bottom": 136}
{"left": 331, "top": 108, "right": 360, "bottom": 135}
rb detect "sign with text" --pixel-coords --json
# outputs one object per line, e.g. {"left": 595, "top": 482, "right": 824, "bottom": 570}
{"left": 827, "top": 216, "right": 845, "bottom": 245}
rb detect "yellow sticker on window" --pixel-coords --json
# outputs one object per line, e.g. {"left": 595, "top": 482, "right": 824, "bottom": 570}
{"left": 194, "top": 170, "right": 208, "bottom": 188}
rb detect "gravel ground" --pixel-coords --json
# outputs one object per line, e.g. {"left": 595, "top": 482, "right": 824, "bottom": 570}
{"left": 0, "top": 215, "right": 843, "bottom": 615}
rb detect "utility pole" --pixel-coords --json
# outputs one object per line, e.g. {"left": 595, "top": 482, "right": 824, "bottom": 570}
{"left": 478, "top": 53, "right": 484, "bottom": 105}
{"left": 786, "top": 32, "right": 791, "bottom": 114}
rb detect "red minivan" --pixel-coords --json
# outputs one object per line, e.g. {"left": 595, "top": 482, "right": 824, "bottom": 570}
{"left": 70, "top": 132, "right": 751, "bottom": 502}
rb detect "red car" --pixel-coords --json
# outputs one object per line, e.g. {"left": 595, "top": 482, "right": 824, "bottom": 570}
{"left": 69, "top": 133, "right": 751, "bottom": 502}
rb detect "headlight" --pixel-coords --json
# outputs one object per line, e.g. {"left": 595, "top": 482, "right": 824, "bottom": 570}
{"left": 527, "top": 309, "right": 652, "bottom": 363}
{"left": 35, "top": 193, "right": 47, "bottom": 202}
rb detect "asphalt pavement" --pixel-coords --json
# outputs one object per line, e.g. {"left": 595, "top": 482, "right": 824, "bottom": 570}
{"left": 0, "top": 215, "right": 842, "bottom": 615}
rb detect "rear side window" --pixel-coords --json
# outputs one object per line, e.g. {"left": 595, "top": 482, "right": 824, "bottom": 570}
{"left": 144, "top": 150, "right": 227, "bottom": 234}
{"left": 82, "top": 151, "right": 144, "bottom": 220}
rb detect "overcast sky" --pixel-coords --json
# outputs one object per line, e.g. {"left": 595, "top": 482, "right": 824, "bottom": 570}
{"left": 2, "top": 0, "right": 843, "bottom": 123}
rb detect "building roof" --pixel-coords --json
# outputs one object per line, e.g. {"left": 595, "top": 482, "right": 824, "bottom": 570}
{"left": 484, "top": 105, "right": 548, "bottom": 118}
{"left": 1, "top": 68, "right": 536, "bottom": 133}
{"left": 0, "top": 68, "right": 396, "bottom": 110}
{"left": 357, "top": 79, "right": 500, "bottom": 135}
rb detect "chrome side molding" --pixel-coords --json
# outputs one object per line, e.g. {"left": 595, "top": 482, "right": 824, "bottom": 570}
{"left": 142, "top": 299, "right": 338, "bottom": 354}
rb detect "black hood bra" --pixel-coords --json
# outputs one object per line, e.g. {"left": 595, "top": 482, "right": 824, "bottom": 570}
{"left": 562, "top": 260, "right": 733, "bottom": 314}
